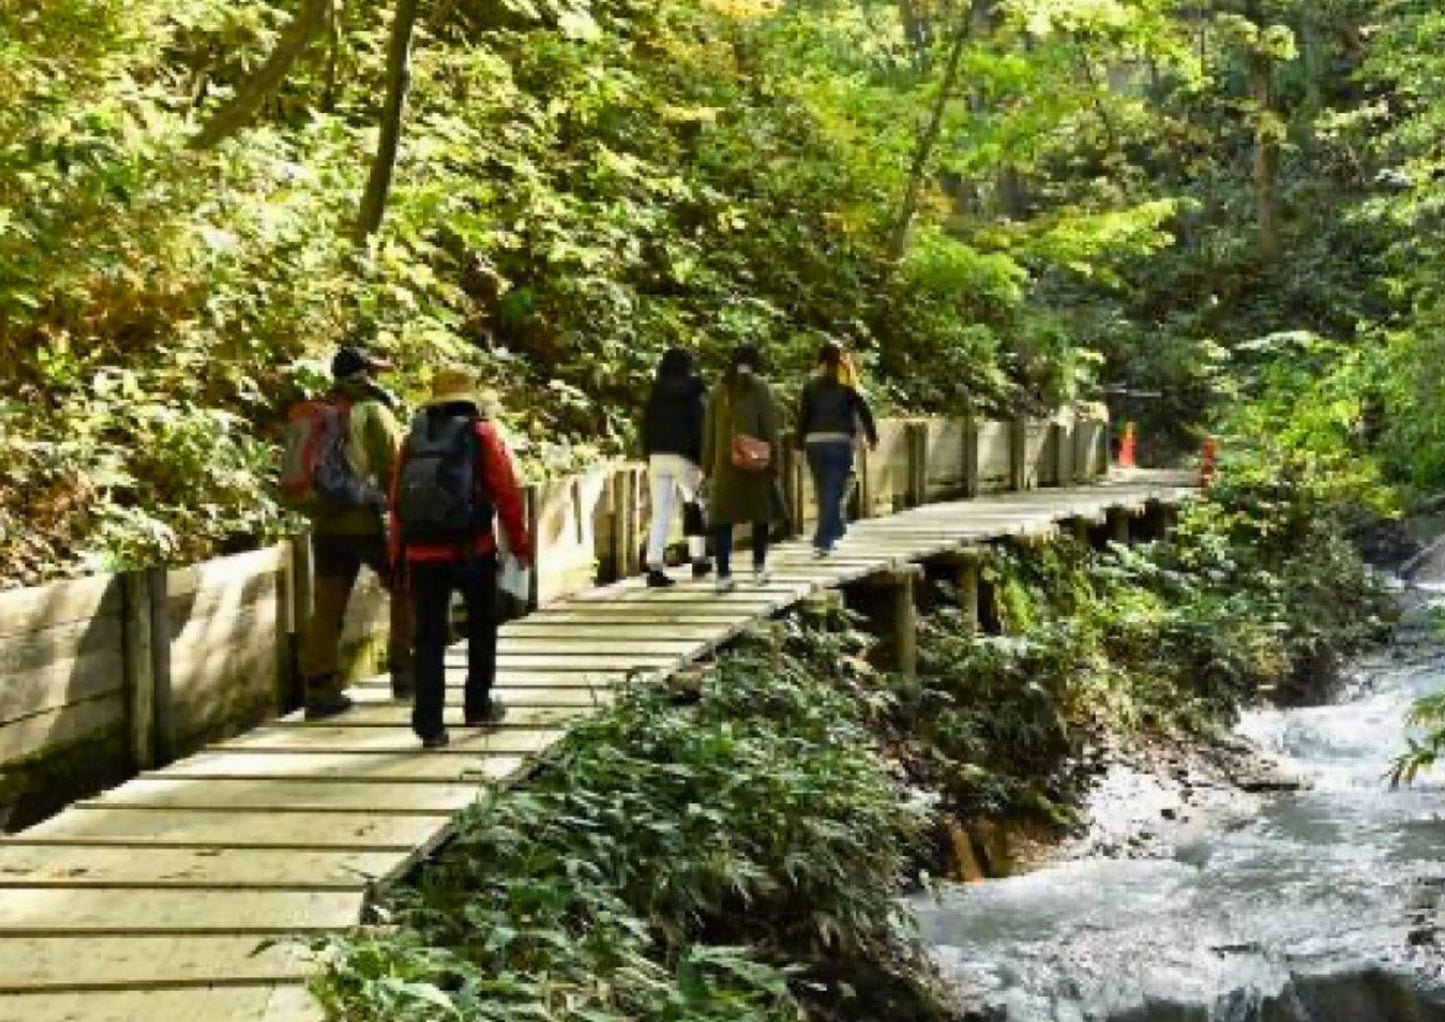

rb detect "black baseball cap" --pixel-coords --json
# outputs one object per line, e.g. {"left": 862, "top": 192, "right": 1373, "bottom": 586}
{"left": 331, "top": 345, "right": 393, "bottom": 380}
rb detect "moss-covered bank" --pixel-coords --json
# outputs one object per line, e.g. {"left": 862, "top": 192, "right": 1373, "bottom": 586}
{"left": 309, "top": 468, "right": 1391, "bottom": 1021}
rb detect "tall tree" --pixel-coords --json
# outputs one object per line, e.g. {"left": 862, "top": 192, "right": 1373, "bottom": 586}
{"left": 356, "top": 0, "right": 421, "bottom": 240}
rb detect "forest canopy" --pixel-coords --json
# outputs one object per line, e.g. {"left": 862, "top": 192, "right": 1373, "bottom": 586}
{"left": 0, "top": 0, "right": 1439, "bottom": 583}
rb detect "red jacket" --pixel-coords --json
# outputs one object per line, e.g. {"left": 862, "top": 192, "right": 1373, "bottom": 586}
{"left": 390, "top": 419, "right": 532, "bottom": 565}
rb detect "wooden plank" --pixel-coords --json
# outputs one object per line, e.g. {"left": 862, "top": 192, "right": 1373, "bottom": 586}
{"left": 0, "top": 636, "right": 125, "bottom": 729}
{"left": 0, "top": 845, "right": 400, "bottom": 891}
{"left": 322, "top": 688, "right": 617, "bottom": 720}
{"left": 150, "top": 750, "right": 527, "bottom": 785}
{"left": 0, "top": 694, "right": 125, "bottom": 764}
{"left": 166, "top": 547, "right": 288, "bottom": 602}
{"left": 500, "top": 622, "right": 732, "bottom": 641}
{"left": 0, "top": 888, "right": 363, "bottom": 935}
{"left": 169, "top": 596, "right": 279, "bottom": 655}
{"left": 516, "top": 608, "right": 757, "bottom": 626}
{"left": 86, "top": 777, "right": 484, "bottom": 815}
{"left": 0, "top": 935, "right": 313, "bottom": 994}
{"left": 491, "top": 659, "right": 676, "bottom": 676}
{"left": 494, "top": 637, "right": 708, "bottom": 655}
{"left": 0, "top": 982, "right": 322, "bottom": 1022}
{"left": 0, "top": 575, "right": 124, "bottom": 640}
{"left": 352, "top": 669, "right": 626, "bottom": 691}
{"left": 17, "top": 807, "right": 448, "bottom": 851}
{"left": 220, "top": 725, "right": 569, "bottom": 757}
{"left": 563, "top": 587, "right": 804, "bottom": 605}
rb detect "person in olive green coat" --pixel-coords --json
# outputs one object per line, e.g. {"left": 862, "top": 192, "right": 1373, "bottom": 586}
{"left": 300, "top": 345, "right": 414, "bottom": 719}
{"left": 702, "top": 345, "right": 784, "bottom": 593}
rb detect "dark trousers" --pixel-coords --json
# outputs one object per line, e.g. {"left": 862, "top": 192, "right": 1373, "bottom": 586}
{"left": 712, "top": 523, "right": 769, "bottom": 577}
{"left": 411, "top": 555, "right": 498, "bottom": 740}
{"left": 807, "top": 440, "right": 855, "bottom": 551}
{"left": 304, "top": 532, "right": 412, "bottom": 700}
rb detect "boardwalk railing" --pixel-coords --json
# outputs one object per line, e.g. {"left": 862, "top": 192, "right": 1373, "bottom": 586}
{"left": 0, "top": 409, "right": 1106, "bottom": 829}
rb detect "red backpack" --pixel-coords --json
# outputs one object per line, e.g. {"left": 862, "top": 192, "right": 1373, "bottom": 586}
{"left": 279, "top": 397, "right": 373, "bottom": 510}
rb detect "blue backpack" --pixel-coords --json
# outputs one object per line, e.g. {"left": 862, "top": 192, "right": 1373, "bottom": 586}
{"left": 395, "top": 411, "right": 494, "bottom": 545}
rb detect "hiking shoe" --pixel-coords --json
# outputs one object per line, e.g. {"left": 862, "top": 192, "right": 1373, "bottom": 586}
{"left": 715, "top": 576, "right": 736, "bottom": 595}
{"left": 812, "top": 546, "right": 832, "bottom": 560}
{"left": 304, "top": 692, "right": 354, "bottom": 722}
{"left": 420, "top": 730, "right": 451, "bottom": 750}
{"left": 691, "top": 559, "right": 714, "bottom": 579}
{"left": 646, "top": 569, "right": 677, "bottom": 589}
{"left": 390, "top": 668, "right": 416, "bottom": 701}
{"left": 753, "top": 567, "right": 773, "bottom": 586}
{"left": 465, "top": 699, "right": 508, "bottom": 728}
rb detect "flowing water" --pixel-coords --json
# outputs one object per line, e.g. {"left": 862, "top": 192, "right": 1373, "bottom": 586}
{"left": 913, "top": 592, "right": 1445, "bottom": 1021}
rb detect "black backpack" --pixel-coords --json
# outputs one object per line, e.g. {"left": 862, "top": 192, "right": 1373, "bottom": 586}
{"left": 396, "top": 411, "right": 494, "bottom": 546}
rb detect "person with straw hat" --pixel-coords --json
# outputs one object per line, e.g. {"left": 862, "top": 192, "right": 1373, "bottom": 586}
{"left": 391, "top": 364, "right": 532, "bottom": 749}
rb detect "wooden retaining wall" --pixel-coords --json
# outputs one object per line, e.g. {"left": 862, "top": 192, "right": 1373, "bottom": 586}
{"left": 0, "top": 409, "right": 1107, "bottom": 828}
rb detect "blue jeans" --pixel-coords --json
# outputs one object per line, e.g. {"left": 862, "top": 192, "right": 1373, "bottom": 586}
{"left": 807, "top": 441, "right": 854, "bottom": 551}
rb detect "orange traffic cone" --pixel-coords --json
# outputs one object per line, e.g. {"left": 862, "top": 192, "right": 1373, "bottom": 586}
{"left": 1200, "top": 435, "right": 1218, "bottom": 490}
{"left": 1118, "top": 422, "right": 1137, "bottom": 469}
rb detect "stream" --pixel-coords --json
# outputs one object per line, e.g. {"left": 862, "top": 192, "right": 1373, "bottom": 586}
{"left": 913, "top": 588, "right": 1445, "bottom": 1021}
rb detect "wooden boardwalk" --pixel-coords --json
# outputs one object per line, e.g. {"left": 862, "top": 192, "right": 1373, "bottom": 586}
{"left": 0, "top": 471, "right": 1193, "bottom": 1022}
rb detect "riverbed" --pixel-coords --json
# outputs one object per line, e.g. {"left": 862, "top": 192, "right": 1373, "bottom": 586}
{"left": 913, "top": 588, "right": 1445, "bottom": 1021}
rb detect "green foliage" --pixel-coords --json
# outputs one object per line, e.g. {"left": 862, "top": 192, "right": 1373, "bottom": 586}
{"left": 0, "top": 0, "right": 1239, "bottom": 584}
{"left": 892, "top": 465, "right": 1389, "bottom": 819}
{"left": 312, "top": 633, "right": 936, "bottom": 1021}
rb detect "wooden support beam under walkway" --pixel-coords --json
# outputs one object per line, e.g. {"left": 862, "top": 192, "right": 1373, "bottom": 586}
{"left": 0, "top": 469, "right": 1194, "bottom": 1022}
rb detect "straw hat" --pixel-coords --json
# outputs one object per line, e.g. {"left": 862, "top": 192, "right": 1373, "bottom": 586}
{"left": 427, "top": 365, "right": 481, "bottom": 407}
{"left": 426, "top": 365, "right": 502, "bottom": 416}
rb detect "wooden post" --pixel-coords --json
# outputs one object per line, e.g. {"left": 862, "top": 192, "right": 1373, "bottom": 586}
{"left": 290, "top": 532, "right": 314, "bottom": 707}
{"left": 525, "top": 483, "right": 541, "bottom": 608}
{"left": 146, "top": 565, "right": 175, "bottom": 765}
{"left": 963, "top": 415, "right": 980, "bottom": 499}
{"left": 1054, "top": 420, "right": 1073, "bottom": 488}
{"left": 1072, "top": 517, "right": 1091, "bottom": 547}
{"left": 856, "top": 443, "right": 873, "bottom": 520}
{"left": 893, "top": 569, "right": 918, "bottom": 676}
{"left": 1009, "top": 417, "right": 1026, "bottom": 491}
{"left": 1108, "top": 507, "right": 1131, "bottom": 544}
{"left": 957, "top": 549, "right": 981, "bottom": 637}
{"left": 909, "top": 421, "right": 929, "bottom": 507}
{"left": 122, "top": 570, "right": 155, "bottom": 771}
{"left": 625, "top": 468, "right": 644, "bottom": 577}
{"left": 274, "top": 542, "right": 294, "bottom": 717}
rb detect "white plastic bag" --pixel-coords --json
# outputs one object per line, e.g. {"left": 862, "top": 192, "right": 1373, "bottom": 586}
{"left": 496, "top": 525, "right": 532, "bottom": 604}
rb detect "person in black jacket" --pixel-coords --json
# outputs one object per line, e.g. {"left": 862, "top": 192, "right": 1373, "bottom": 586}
{"left": 642, "top": 347, "right": 712, "bottom": 587}
{"left": 795, "top": 341, "right": 878, "bottom": 557}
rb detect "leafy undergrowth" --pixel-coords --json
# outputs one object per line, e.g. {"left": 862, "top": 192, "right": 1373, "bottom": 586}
{"left": 310, "top": 633, "right": 953, "bottom": 1022}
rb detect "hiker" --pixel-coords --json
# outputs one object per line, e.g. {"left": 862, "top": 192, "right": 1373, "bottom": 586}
{"left": 641, "top": 347, "right": 711, "bottom": 588}
{"left": 391, "top": 366, "right": 531, "bottom": 749}
{"left": 288, "top": 344, "right": 413, "bottom": 721}
{"left": 702, "top": 345, "right": 784, "bottom": 593}
{"left": 796, "top": 340, "right": 878, "bottom": 558}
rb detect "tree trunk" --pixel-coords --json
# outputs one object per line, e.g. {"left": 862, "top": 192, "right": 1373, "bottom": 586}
{"left": 887, "top": 17, "right": 970, "bottom": 262}
{"left": 355, "top": 0, "right": 422, "bottom": 241}
{"left": 1248, "top": 49, "right": 1282, "bottom": 261}
{"left": 189, "top": 0, "right": 332, "bottom": 150}
{"left": 1244, "top": 1, "right": 1282, "bottom": 262}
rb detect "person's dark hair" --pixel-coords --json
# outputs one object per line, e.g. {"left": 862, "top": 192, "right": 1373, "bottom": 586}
{"left": 816, "top": 340, "right": 843, "bottom": 368}
{"left": 656, "top": 347, "right": 697, "bottom": 383}
{"left": 727, "top": 344, "right": 765, "bottom": 380}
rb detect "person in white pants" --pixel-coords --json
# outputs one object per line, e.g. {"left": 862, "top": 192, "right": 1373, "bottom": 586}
{"left": 640, "top": 348, "right": 712, "bottom": 587}
{"left": 646, "top": 453, "right": 707, "bottom": 578}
